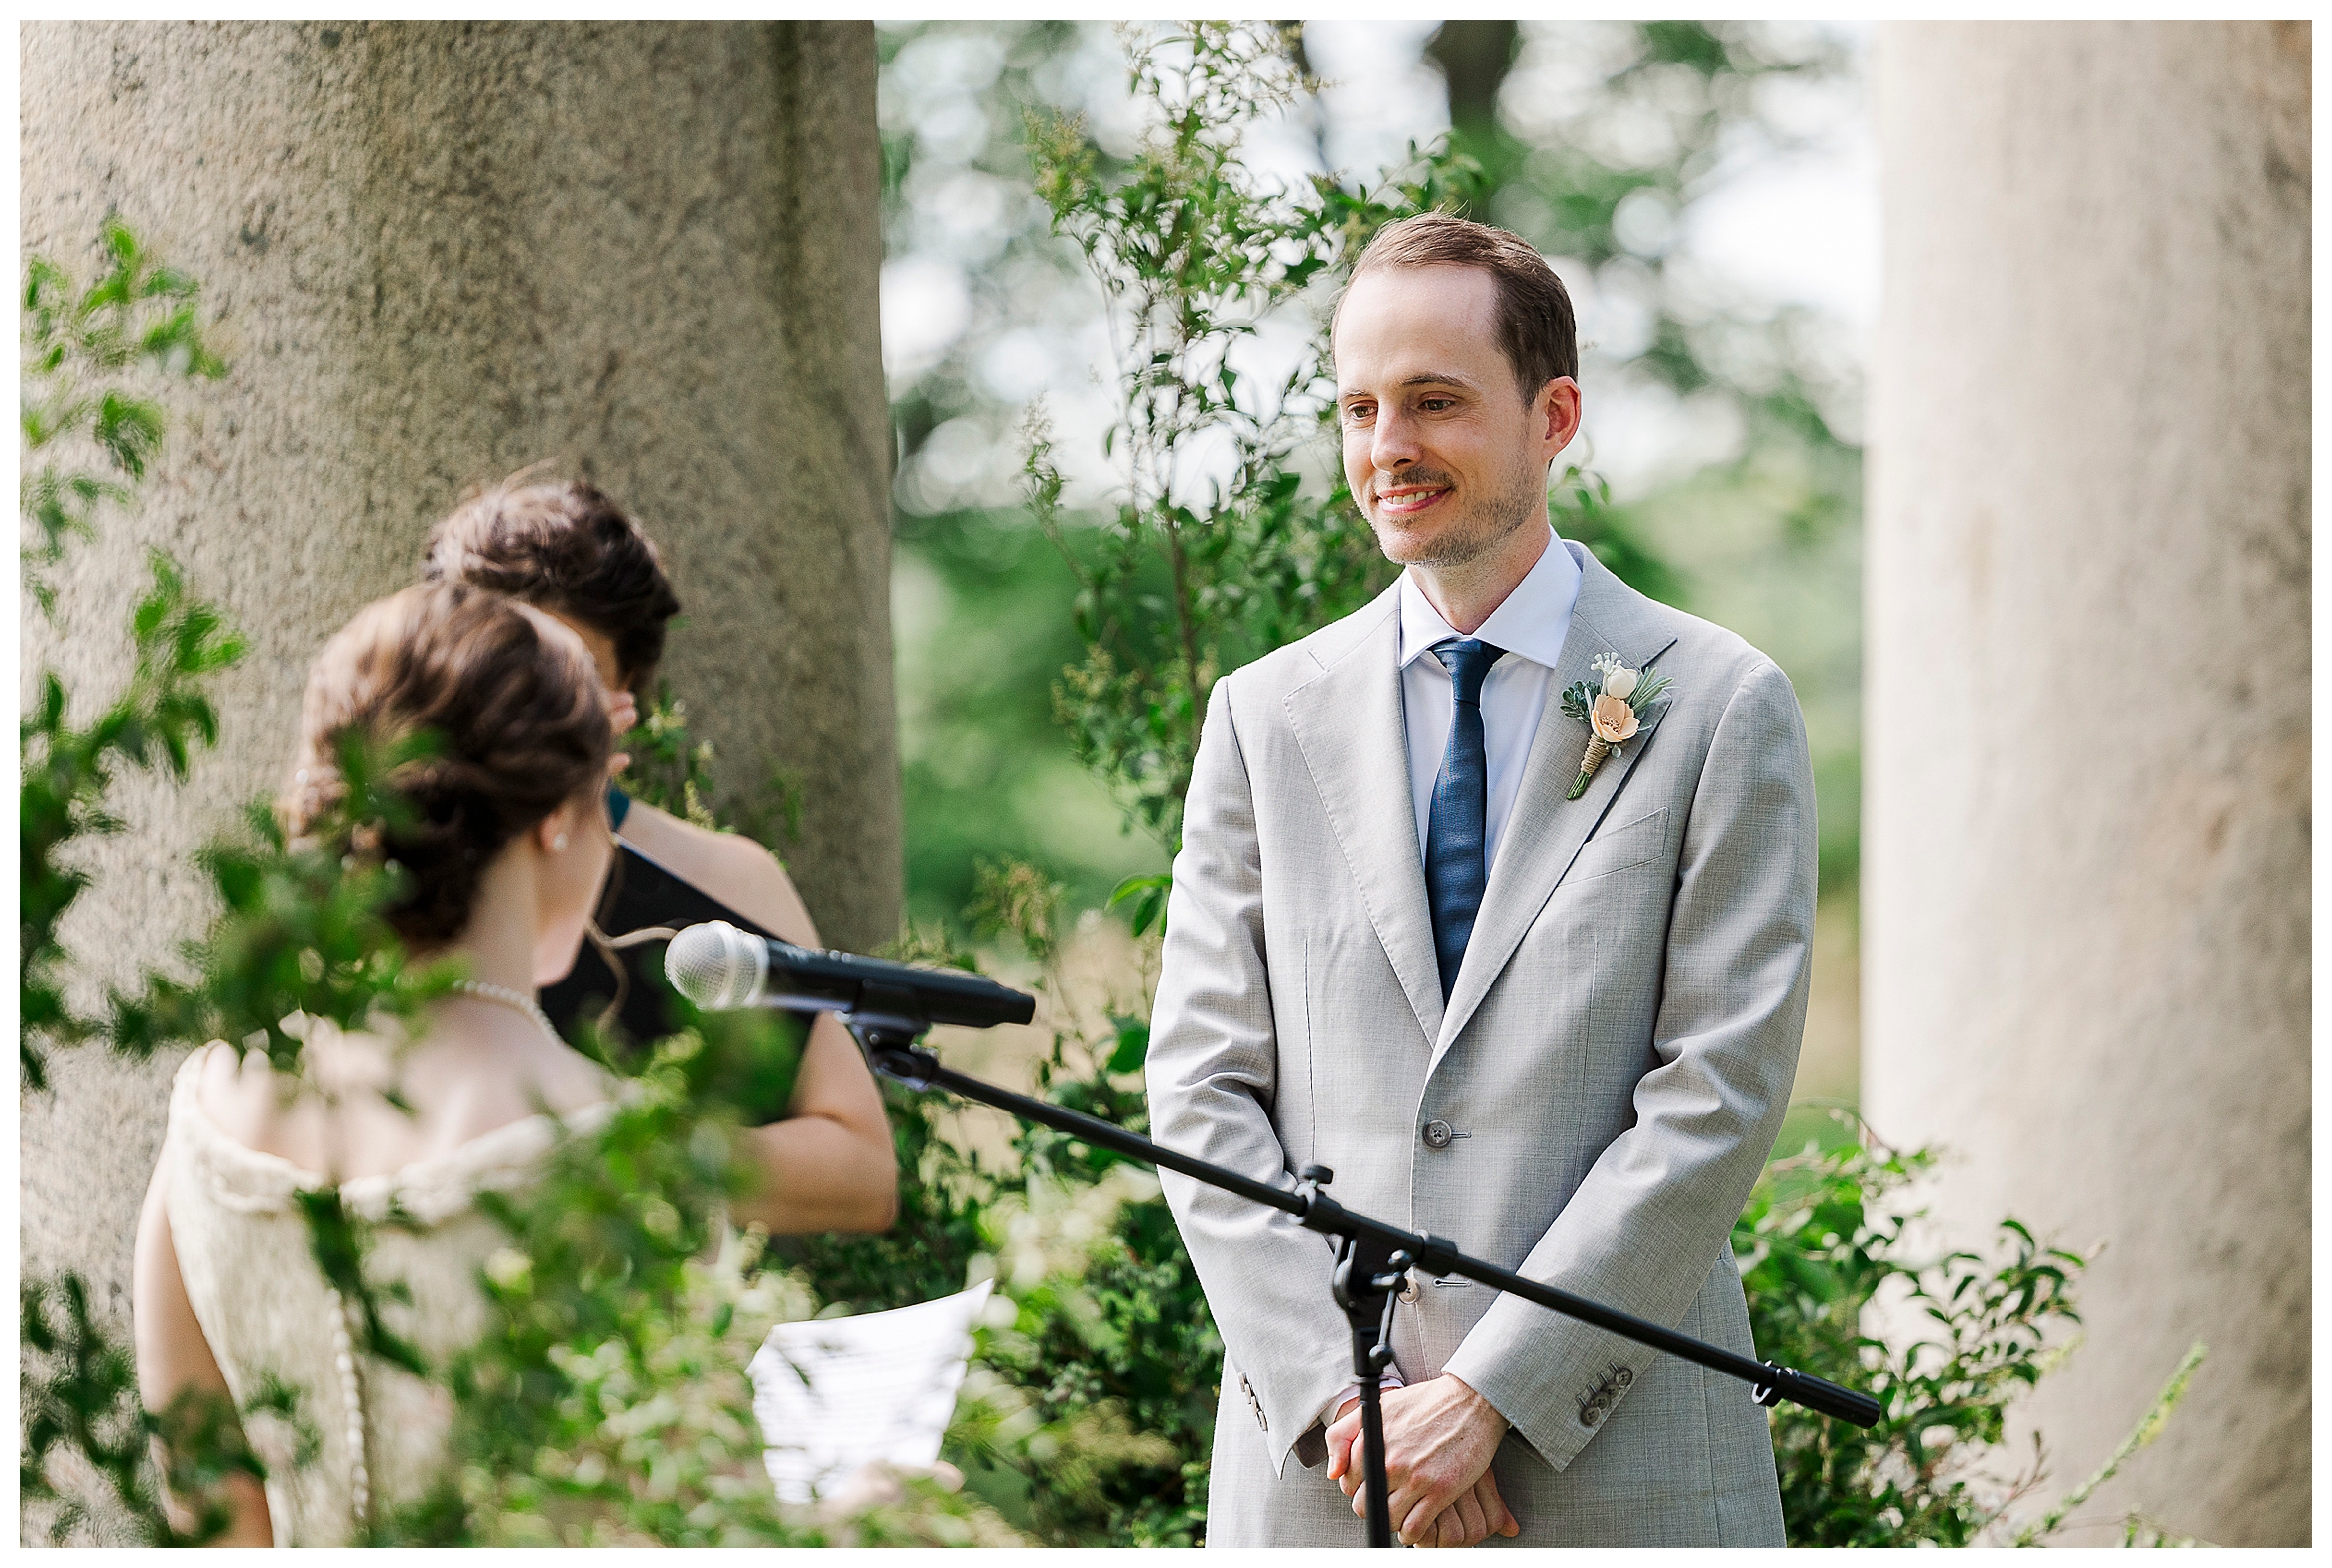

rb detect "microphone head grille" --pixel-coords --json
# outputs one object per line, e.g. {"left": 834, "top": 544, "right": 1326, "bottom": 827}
{"left": 664, "top": 920, "right": 763, "bottom": 1010}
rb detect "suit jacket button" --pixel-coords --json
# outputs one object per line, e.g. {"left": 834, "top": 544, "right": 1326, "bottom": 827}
{"left": 1422, "top": 1119, "right": 1454, "bottom": 1150}
{"left": 1581, "top": 1402, "right": 1604, "bottom": 1427}
{"left": 1615, "top": 1367, "right": 1634, "bottom": 1389}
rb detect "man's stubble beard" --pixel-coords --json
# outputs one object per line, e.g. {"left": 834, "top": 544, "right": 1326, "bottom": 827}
{"left": 1367, "top": 458, "right": 1547, "bottom": 572}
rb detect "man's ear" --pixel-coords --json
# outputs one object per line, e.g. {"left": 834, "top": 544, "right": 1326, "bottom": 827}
{"left": 1538, "top": 376, "right": 1584, "bottom": 453}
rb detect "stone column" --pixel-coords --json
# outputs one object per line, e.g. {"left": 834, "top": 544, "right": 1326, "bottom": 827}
{"left": 21, "top": 19, "right": 900, "bottom": 1355}
{"left": 1868, "top": 22, "right": 2307, "bottom": 1547}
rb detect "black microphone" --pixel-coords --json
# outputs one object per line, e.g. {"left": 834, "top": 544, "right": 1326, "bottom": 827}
{"left": 664, "top": 920, "right": 1036, "bottom": 1031}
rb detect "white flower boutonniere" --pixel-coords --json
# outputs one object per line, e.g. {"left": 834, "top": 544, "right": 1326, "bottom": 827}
{"left": 1560, "top": 653, "right": 1674, "bottom": 800}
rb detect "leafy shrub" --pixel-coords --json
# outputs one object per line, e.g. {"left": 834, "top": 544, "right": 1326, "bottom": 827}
{"left": 1738, "top": 1115, "right": 2206, "bottom": 1545}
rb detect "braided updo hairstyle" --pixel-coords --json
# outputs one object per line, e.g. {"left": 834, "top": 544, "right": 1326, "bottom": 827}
{"left": 281, "top": 582, "right": 613, "bottom": 948}
{"left": 420, "top": 475, "right": 682, "bottom": 696}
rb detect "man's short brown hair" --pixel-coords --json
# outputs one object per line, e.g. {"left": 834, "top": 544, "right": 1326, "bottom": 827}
{"left": 421, "top": 475, "right": 682, "bottom": 695}
{"left": 1337, "top": 212, "right": 1579, "bottom": 401}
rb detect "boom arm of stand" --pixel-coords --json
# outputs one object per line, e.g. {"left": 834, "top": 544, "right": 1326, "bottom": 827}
{"left": 865, "top": 1042, "right": 1882, "bottom": 1432}
{"left": 1752, "top": 1363, "right": 1882, "bottom": 1427}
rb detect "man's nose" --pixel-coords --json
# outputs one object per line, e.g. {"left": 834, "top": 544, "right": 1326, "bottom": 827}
{"left": 1370, "top": 404, "right": 1422, "bottom": 470}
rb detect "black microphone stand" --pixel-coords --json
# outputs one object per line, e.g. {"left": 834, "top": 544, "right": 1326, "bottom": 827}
{"left": 844, "top": 1011, "right": 1879, "bottom": 1548}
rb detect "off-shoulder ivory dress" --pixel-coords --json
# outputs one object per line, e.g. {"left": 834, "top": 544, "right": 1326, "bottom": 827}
{"left": 156, "top": 1042, "right": 614, "bottom": 1546}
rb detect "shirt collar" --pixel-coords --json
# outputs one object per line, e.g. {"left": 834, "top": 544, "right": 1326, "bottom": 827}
{"left": 1397, "top": 527, "right": 1583, "bottom": 672}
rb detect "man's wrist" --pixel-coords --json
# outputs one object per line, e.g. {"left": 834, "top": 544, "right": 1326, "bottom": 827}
{"left": 1446, "top": 1372, "right": 1512, "bottom": 1439}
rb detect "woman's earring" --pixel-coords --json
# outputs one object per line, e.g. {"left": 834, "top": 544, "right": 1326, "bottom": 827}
{"left": 553, "top": 832, "right": 570, "bottom": 853}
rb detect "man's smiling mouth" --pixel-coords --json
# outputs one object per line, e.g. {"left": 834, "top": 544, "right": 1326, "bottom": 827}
{"left": 1374, "top": 485, "right": 1450, "bottom": 516}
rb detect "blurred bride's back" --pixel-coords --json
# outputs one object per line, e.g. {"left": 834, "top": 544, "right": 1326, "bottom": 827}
{"left": 134, "top": 582, "right": 621, "bottom": 1544}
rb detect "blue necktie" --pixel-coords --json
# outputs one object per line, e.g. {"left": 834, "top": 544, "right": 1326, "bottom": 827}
{"left": 1426, "top": 639, "right": 1505, "bottom": 1000}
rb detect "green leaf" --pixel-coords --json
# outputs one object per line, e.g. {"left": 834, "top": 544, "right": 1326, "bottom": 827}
{"left": 1107, "top": 1015, "right": 1150, "bottom": 1075}
{"left": 1107, "top": 871, "right": 1172, "bottom": 937}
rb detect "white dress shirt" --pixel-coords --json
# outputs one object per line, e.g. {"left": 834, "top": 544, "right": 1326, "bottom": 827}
{"left": 1399, "top": 528, "right": 1585, "bottom": 875}
{"left": 1311, "top": 529, "right": 1584, "bottom": 1441}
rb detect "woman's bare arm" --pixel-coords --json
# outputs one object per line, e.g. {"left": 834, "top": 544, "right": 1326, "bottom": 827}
{"left": 618, "top": 804, "right": 898, "bottom": 1232}
{"left": 132, "top": 1161, "right": 272, "bottom": 1547}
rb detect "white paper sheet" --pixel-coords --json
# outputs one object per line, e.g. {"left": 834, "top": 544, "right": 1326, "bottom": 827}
{"left": 747, "top": 1279, "right": 995, "bottom": 1504}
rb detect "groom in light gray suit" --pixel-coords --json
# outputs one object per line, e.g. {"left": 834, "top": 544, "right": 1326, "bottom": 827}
{"left": 1147, "top": 214, "right": 1812, "bottom": 1547}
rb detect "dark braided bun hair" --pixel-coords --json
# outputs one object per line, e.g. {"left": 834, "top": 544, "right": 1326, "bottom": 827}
{"left": 420, "top": 474, "right": 683, "bottom": 696}
{"left": 281, "top": 582, "right": 612, "bottom": 949}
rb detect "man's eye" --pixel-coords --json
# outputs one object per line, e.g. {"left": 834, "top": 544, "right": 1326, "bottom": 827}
{"left": 1344, "top": 403, "right": 1374, "bottom": 422}
{"left": 1420, "top": 397, "right": 1455, "bottom": 412}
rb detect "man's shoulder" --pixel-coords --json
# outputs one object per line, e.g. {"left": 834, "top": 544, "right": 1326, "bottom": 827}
{"left": 1592, "top": 564, "right": 1790, "bottom": 707}
{"left": 1648, "top": 603, "right": 1787, "bottom": 698}
{"left": 1215, "top": 584, "right": 1400, "bottom": 710}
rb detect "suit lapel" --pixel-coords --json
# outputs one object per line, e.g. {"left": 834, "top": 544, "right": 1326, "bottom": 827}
{"left": 1430, "top": 552, "right": 1680, "bottom": 1069}
{"left": 1284, "top": 588, "right": 1445, "bottom": 1045}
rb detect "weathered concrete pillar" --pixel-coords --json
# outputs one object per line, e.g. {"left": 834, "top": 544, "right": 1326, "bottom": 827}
{"left": 1867, "top": 22, "right": 2307, "bottom": 1546}
{"left": 21, "top": 19, "right": 899, "bottom": 1366}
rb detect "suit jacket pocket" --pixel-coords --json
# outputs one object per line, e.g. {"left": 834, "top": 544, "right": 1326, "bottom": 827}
{"left": 1565, "top": 806, "right": 1669, "bottom": 885}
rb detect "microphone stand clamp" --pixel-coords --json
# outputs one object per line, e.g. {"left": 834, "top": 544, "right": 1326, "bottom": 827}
{"left": 1308, "top": 1164, "right": 1405, "bottom": 1549}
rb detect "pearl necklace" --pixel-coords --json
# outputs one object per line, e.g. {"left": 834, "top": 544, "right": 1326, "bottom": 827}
{"left": 451, "top": 980, "right": 560, "bottom": 1043}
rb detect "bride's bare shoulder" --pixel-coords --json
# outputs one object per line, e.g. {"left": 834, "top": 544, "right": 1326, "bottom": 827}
{"left": 189, "top": 1027, "right": 396, "bottom": 1155}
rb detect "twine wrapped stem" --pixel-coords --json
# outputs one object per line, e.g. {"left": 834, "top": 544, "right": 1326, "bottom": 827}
{"left": 1568, "top": 737, "right": 1612, "bottom": 800}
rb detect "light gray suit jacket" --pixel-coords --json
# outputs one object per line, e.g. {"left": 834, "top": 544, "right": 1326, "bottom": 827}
{"left": 1147, "top": 547, "right": 1812, "bottom": 1547}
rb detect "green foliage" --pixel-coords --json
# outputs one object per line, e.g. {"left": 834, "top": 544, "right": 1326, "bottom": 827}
{"left": 391, "top": 1012, "right": 817, "bottom": 1546}
{"left": 2010, "top": 1343, "right": 2209, "bottom": 1548}
{"left": 790, "top": 1079, "right": 995, "bottom": 1316}
{"left": 21, "top": 553, "right": 246, "bottom": 1091}
{"left": 1736, "top": 1127, "right": 2066, "bottom": 1543}
{"left": 620, "top": 683, "right": 806, "bottom": 853}
{"left": 1550, "top": 462, "right": 1685, "bottom": 605}
{"left": 882, "top": 21, "right": 1862, "bottom": 904}
{"left": 20, "top": 222, "right": 242, "bottom": 1095}
{"left": 892, "top": 504, "right": 1140, "bottom": 923}
{"left": 787, "top": 920, "right": 997, "bottom": 1315}
{"left": 1452, "top": 22, "right": 1857, "bottom": 446}
{"left": 962, "top": 1169, "right": 1218, "bottom": 1546}
{"left": 105, "top": 729, "right": 463, "bottom": 1078}
{"left": 1735, "top": 1114, "right": 2199, "bottom": 1545}
{"left": 619, "top": 683, "right": 723, "bottom": 829}
{"left": 26, "top": 710, "right": 992, "bottom": 1543}
{"left": 879, "top": 860, "right": 1218, "bottom": 1546}
{"left": 22, "top": 216, "right": 226, "bottom": 612}
{"left": 19, "top": 221, "right": 263, "bottom": 1546}
{"left": 19, "top": 1273, "right": 271, "bottom": 1546}
{"left": 1026, "top": 23, "right": 1492, "bottom": 854}
{"left": 1107, "top": 870, "right": 1173, "bottom": 939}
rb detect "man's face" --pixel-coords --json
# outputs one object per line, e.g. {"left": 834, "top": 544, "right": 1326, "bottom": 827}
{"left": 1333, "top": 264, "right": 1577, "bottom": 571}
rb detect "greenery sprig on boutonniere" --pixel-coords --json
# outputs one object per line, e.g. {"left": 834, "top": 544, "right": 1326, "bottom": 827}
{"left": 1560, "top": 652, "right": 1674, "bottom": 800}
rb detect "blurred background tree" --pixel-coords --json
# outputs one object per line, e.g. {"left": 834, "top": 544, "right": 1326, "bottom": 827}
{"left": 878, "top": 19, "right": 1871, "bottom": 1118}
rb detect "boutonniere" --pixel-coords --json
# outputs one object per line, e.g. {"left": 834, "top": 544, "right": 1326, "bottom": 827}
{"left": 1560, "top": 653, "right": 1674, "bottom": 801}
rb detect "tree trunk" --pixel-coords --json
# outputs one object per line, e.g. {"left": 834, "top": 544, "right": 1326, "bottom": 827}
{"left": 19, "top": 22, "right": 901, "bottom": 1490}
{"left": 1426, "top": 21, "right": 1520, "bottom": 138}
{"left": 1867, "top": 21, "right": 2308, "bottom": 1546}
